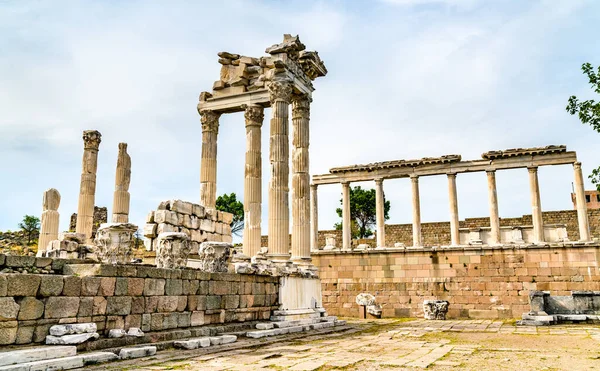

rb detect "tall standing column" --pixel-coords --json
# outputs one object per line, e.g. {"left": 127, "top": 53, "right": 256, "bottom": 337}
{"left": 374, "top": 178, "right": 386, "bottom": 248}
{"left": 528, "top": 166, "right": 544, "bottom": 243}
{"left": 112, "top": 143, "right": 131, "bottom": 223}
{"left": 243, "top": 105, "right": 264, "bottom": 257}
{"left": 76, "top": 130, "right": 101, "bottom": 243}
{"left": 573, "top": 162, "right": 591, "bottom": 241}
{"left": 447, "top": 173, "right": 460, "bottom": 246}
{"left": 486, "top": 170, "right": 501, "bottom": 245}
{"left": 38, "top": 188, "right": 60, "bottom": 256}
{"left": 310, "top": 184, "right": 318, "bottom": 252}
{"left": 341, "top": 182, "right": 351, "bottom": 250}
{"left": 291, "top": 94, "right": 312, "bottom": 263}
{"left": 199, "top": 110, "right": 221, "bottom": 211}
{"left": 267, "top": 80, "right": 293, "bottom": 261}
{"left": 411, "top": 175, "right": 422, "bottom": 247}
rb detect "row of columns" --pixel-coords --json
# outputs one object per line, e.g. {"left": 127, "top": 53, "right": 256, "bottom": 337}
{"left": 199, "top": 80, "right": 313, "bottom": 263}
{"left": 309, "top": 162, "right": 591, "bottom": 250}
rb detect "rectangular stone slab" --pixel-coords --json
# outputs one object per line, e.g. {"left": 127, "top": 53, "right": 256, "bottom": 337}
{"left": 0, "top": 346, "right": 76, "bottom": 366}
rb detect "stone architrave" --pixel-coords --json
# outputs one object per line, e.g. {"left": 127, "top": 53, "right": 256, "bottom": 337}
{"left": 310, "top": 184, "right": 318, "bottom": 252}
{"left": 155, "top": 232, "right": 191, "bottom": 269}
{"left": 197, "top": 241, "right": 232, "bottom": 273}
{"left": 112, "top": 143, "right": 131, "bottom": 223}
{"left": 199, "top": 111, "right": 221, "bottom": 211}
{"left": 242, "top": 104, "right": 264, "bottom": 258}
{"left": 528, "top": 166, "right": 544, "bottom": 243}
{"left": 267, "top": 79, "right": 293, "bottom": 262}
{"left": 573, "top": 162, "right": 591, "bottom": 241}
{"left": 76, "top": 130, "right": 101, "bottom": 243}
{"left": 291, "top": 94, "right": 312, "bottom": 263}
{"left": 38, "top": 188, "right": 61, "bottom": 256}
{"left": 94, "top": 223, "right": 137, "bottom": 264}
{"left": 423, "top": 300, "right": 449, "bottom": 320}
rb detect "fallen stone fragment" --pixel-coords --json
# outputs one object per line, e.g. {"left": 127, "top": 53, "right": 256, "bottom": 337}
{"left": 256, "top": 323, "right": 274, "bottom": 330}
{"left": 49, "top": 323, "right": 97, "bottom": 336}
{"left": 209, "top": 336, "right": 222, "bottom": 345}
{"left": 221, "top": 335, "right": 237, "bottom": 344}
{"left": 174, "top": 337, "right": 211, "bottom": 350}
{"left": 81, "top": 352, "right": 119, "bottom": 365}
{"left": 108, "top": 329, "right": 126, "bottom": 338}
{"left": 127, "top": 328, "right": 144, "bottom": 337}
{"left": 119, "top": 346, "right": 157, "bottom": 360}
{"left": 46, "top": 332, "right": 99, "bottom": 345}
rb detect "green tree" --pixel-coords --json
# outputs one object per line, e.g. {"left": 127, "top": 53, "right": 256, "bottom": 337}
{"left": 567, "top": 62, "right": 600, "bottom": 191}
{"left": 216, "top": 193, "right": 244, "bottom": 237}
{"left": 18, "top": 215, "right": 40, "bottom": 245}
{"left": 334, "top": 186, "right": 391, "bottom": 239}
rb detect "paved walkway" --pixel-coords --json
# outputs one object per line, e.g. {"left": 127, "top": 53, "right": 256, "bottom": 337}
{"left": 114, "top": 319, "right": 600, "bottom": 370}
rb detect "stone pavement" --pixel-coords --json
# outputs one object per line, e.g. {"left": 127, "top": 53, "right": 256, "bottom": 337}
{"left": 101, "top": 319, "right": 600, "bottom": 370}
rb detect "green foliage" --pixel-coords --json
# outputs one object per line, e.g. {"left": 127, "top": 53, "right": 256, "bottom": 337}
{"left": 334, "top": 186, "right": 390, "bottom": 239}
{"left": 216, "top": 192, "right": 244, "bottom": 237}
{"left": 567, "top": 63, "right": 600, "bottom": 192}
{"left": 18, "top": 215, "right": 40, "bottom": 245}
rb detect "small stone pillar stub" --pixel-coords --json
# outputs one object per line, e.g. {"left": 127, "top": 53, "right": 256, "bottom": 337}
{"left": 112, "top": 143, "right": 131, "bottom": 223}
{"left": 93, "top": 222, "right": 137, "bottom": 264}
{"left": 267, "top": 79, "right": 293, "bottom": 261}
{"left": 38, "top": 188, "right": 61, "bottom": 256}
{"left": 573, "top": 162, "right": 591, "bottom": 241}
{"left": 76, "top": 130, "right": 102, "bottom": 243}
{"left": 156, "top": 232, "right": 191, "bottom": 269}
{"left": 197, "top": 241, "right": 232, "bottom": 273}
{"left": 243, "top": 104, "right": 264, "bottom": 258}
{"left": 200, "top": 110, "right": 221, "bottom": 211}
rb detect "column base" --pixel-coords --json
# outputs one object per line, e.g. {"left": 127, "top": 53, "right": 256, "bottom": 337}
{"left": 266, "top": 253, "right": 291, "bottom": 263}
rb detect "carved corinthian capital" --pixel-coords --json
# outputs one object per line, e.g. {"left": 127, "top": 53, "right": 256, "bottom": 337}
{"left": 268, "top": 80, "right": 293, "bottom": 103}
{"left": 200, "top": 110, "right": 221, "bottom": 133}
{"left": 292, "top": 94, "right": 311, "bottom": 120}
{"left": 243, "top": 105, "right": 264, "bottom": 126}
{"left": 83, "top": 130, "right": 102, "bottom": 150}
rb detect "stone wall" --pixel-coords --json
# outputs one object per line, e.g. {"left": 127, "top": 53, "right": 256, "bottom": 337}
{"left": 261, "top": 209, "right": 600, "bottom": 249}
{"left": 313, "top": 244, "right": 600, "bottom": 319}
{"left": 0, "top": 255, "right": 278, "bottom": 345}
{"left": 69, "top": 206, "right": 108, "bottom": 239}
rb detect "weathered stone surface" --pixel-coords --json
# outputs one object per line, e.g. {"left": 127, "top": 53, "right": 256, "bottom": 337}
{"left": 15, "top": 326, "right": 34, "bottom": 344}
{"left": 46, "top": 332, "right": 99, "bottom": 344}
{"left": 50, "top": 323, "right": 97, "bottom": 336}
{"left": 144, "top": 279, "right": 165, "bottom": 296}
{"left": 197, "top": 242, "right": 232, "bottom": 273}
{"left": 0, "top": 276, "right": 6, "bottom": 297}
{"left": 45, "top": 297, "right": 80, "bottom": 319}
{"left": 99, "top": 277, "right": 116, "bottom": 296}
{"left": 356, "top": 293, "right": 376, "bottom": 306}
{"left": 0, "top": 321, "right": 17, "bottom": 345}
{"left": 17, "top": 297, "right": 44, "bottom": 320}
{"left": 423, "top": 300, "right": 449, "bottom": 320}
{"left": 7, "top": 274, "right": 41, "bottom": 297}
{"left": 108, "top": 329, "right": 126, "bottom": 338}
{"left": 127, "top": 327, "right": 144, "bottom": 337}
{"left": 39, "top": 275, "right": 64, "bottom": 297}
{"left": 81, "top": 352, "right": 119, "bottom": 365}
{"left": 0, "top": 298, "right": 19, "bottom": 321}
{"left": 106, "top": 296, "right": 132, "bottom": 315}
{"left": 93, "top": 297, "right": 107, "bottom": 316}
{"left": 63, "top": 276, "right": 82, "bottom": 296}
{"left": 156, "top": 232, "right": 191, "bottom": 269}
{"left": 221, "top": 334, "right": 237, "bottom": 344}
{"left": 143, "top": 223, "right": 157, "bottom": 238}
{"left": 0, "top": 345, "right": 76, "bottom": 367}
{"left": 154, "top": 210, "right": 178, "bottom": 225}
{"left": 165, "top": 279, "right": 183, "bottom": 296}
{"left": 94, "top": 222, "right": 138, "bottom": 264}
{"left": 119, "top": 346, "right": 157, "bottom": 359}
{"left": 174, "top": 337, "right": 210, "bottom": 349}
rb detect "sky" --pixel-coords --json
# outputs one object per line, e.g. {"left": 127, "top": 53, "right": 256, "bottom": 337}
{"left": 1, "top": 0, "right": 599, "bottom": 242}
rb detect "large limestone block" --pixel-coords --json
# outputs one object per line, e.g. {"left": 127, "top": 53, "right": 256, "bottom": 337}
{"left": 50, "top": 239, "right": 79, "bottom": 252}
{"left": 46, "top": 332, "right": 99, "bottom": 345}
{"left": 49, "top": 323, "right": 97, "bottom": 336}
{"left": 0, "top": 298, "right": 19, "bottom": 321}
{"left": 154, "top": 210, "right": 178, "bottom": 225}
{"left": 45, "top": 297, "right": 80, "bottom": 319}
{"left": 0, "top": 322, "right": 17, "bottom": 345}
{"left": 200, "top": 219, "right": 215, "bottom": 233}
{"left": 170, "top": 200, "right": 193, "bottom": 215}
{"left": 17, "top": 297, "right": 44, "bottom": 320}
{"left": 192, "top": 204, "right": 205, "bottom": 218}
{"left": 7, "top": 275, "right": 41, "bottom": 297}
{"left": 143, "top": 223, "right": 157, "bottom": 238}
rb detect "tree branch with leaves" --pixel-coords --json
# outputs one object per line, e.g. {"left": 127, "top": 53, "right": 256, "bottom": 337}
{"left": 334, "top": 185, "right": 390, "bottom": 239}
{"left": 19, "top": 215, "right": 40, "bottom": 245}
{"left": 216, "top": 193, "right": 244, "bottom": 237}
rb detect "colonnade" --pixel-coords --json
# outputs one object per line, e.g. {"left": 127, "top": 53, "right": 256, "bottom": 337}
{"left": 309, "top": 162, "right": 591, "bottom": 250}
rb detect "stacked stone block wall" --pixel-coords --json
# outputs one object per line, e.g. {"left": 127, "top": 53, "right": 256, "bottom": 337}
{"left": 0, "top": 255, "right": 278, "bottom": 345}
{"left": 313, "top": 244, "right": 600, "bottom": 319}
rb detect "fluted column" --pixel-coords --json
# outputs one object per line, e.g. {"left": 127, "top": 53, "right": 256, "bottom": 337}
{"left": 199, "top": 111, "right": 221, "bottom": 211}
{"left": 411, "top": 175, "right": 422, "bottom": 247}
{"left": 341, "top": 181, "right": 351, "bottom": 250}
{"left": 38, "top": 188, "right": 60, "bottom": 256}
{"left": 310, "top": 184, "right": 318, "bottom": 252}
{"left": 112, "top": 143, "right": 131, "bottom": 223}
{"left": 375, "top": 178, "right": 386, "bottom": 248}
{"left": 486, "top": 170, "right": 501, "bottom": 245}
{"left": 76, "top": 130, "right": 101, "bottom": 243}
{"left": 243, "top": 104, "right": 264, "bottom": 257}
{"left": 528, "top": 166, "right": 544, "bottom": 243}
{"left": 267, "top": 80, "right": 293, "bottom": 261}
{"left": 447, "top": 173, "right": 460, "bottom": 246}
{"left": 573, "top": 162, "right": 591, "bottom": 241}
{"left": 291, "top": 94, "right": 312, "bottom": 263}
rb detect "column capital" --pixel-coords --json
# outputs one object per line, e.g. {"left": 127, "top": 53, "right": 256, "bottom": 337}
{"left": 410, "top": 174, "right": 419, "bottom": 182}
{"left": 268, "top": 79, "right": 293, "bottom": 103}
{"left": 341, "top": 181, "right": 350, "bottom": 186}
{"left": 485, "top": 169, "right": 496, "bottom": 174}
{"left": 310, "top": 184, "right": 318, "bottom": 191}
{"left": 374, "top": 178, "right": 384, "bottom": 185}
{"left": 574, "top": 162, "right": 582, "bottom": 170}
{"left": 83, "top": 130, "right": 102, "bottom": 150}
{"left": 447, "top": 172, "right": 457, "bottom": 179}
{"left": 243, "top": 104, "right": 264, "bottom": 127}
{"left": 527, "top": 166, "right": 538, "bottom": 173}
{"left": 200, "top": 110, "right": 221, "bottom": 133}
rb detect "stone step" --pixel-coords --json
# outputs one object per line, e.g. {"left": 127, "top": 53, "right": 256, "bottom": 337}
{"left": 174, "top": 335, "right": 237, "bottom": 350}
{"left": 0, "top": 346, "right": 76, "bottom": 367}
{"left": 246, "top": 318, "right": 344, "bottom": 339}
{"left": 119, "top": 346, "right": 157, "bottom": 360}
{"left": 0, "top": 352, "right": 117, "bottom": 371}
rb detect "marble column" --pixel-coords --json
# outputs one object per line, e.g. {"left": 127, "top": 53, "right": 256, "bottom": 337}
{"left": 447, "top": 173, "right": 460, "bottom": 246}
{"left": 341, "top": 182, "right": 351, "bottom": 250}
{"left": 310, "top": 184, "right": 318, "bottom": 251}
{"left": 112, "top": 143, "right": 131, "bottom": 223}
{"left": 242, "top": 104, "right": 264, "bottom": 258}
{"left": 267, "top": 80, "right": 293, "bottom": 261}
{"left": 76, "top": 130, "right": 101, "bottom": 243}
{"left": 374, "top": 178, "right": 386, "bottom": 248}
{"left": 38, "top": 188, "right": 60, "bottom": 256}
{"left": 411, "top": 175, "right": 422, "bottom": 247}
{"left": 528, "top": 166, "right": 544, "bottom": 243}
{"left": 199, "top": 110, "right": 221, "bottom": 211}
{"left": 573, "top": 162, "right": 591, "bottom": 241}
{"left": 291, "top": 94, "right": 312, "bottom": 263}
{"left": 486, "top": 170, "right": 501, "bottom": 245}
